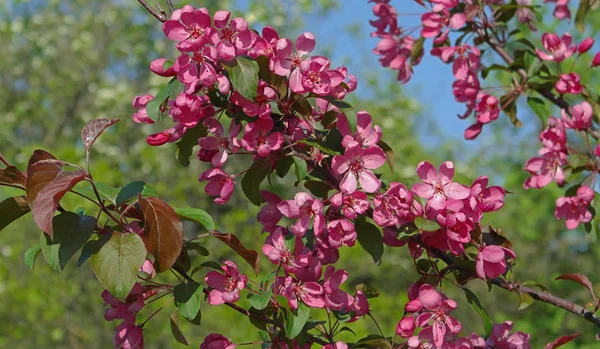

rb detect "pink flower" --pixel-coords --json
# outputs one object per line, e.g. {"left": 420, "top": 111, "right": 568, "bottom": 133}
{"left": 516, "top": 0, "right": 536, "bottom": 30}
{"left": 230, "top": 81, "right": 276, "bottom": 118}
{"left": 132, "top": 95, "right": 155, "bottom": 124}
{"left": 397, "top": 316, "right": 416, "bottom": 338}
{"left": 327, "top": 219, "right": 357, "bottom": 248}
{"left": 262, "top": 227, "right": 294, "bottom": 265}
{"left": 241, "top": 117, "right": 283, "bottom": 157}
{"left": 372, "top": 34, "right": 416, "bottom": 84}
{"left": 535, "top": 32, "right": 576, "bottom": 62}
{"left": 486, "top": 321, "right": 531, "bottom": 348}
{"left": 544, "top": 0, "right": 571, "bottom": 21}
{"left": 199, "top": 168, "right": 235, "bottom": 204}
{"left": 169, "top": 93, "right": 214, "bottom": 128}
{"left": 277, "top": 192, "right": 325, "bottom": 236}
{"left": 200, "top": 334, "right": 236, "bottom": 349}
{"left": 409, "top": 284, "right": 462, "bottom": 347}
{"left": 150, "top": 58, "right": 176, "bottom": 77}
{"left": 198, "top": 118, "right": 241, "bottom": 167}
{"left": 322, "top": 342, "right": 347, "bottom": 349}
{"left": 322, "top": 266, "right": 354, "bottom": 311}
{"left": 347, "top": 290, "right": 369, "bottom": 322}
{"left": 474, "top": 93, "right": 500, "bottom": 124}
{"left": 332, "top": 146, "right": 386, "bottom": 193}
{"left": 114, "top": 323, "right": 144, "bottom": 349}
{"left": 412, "top": 161, "right": 471, "bottom": 210}
{"left": 523, "top": 151, "right": 567, "bottom": 189}
{"left": 102, "top": 283, "right": 145, "bottom": 324}
{"left": 555, "top": 185, "right": 594, "bottom": 229}
{"left": 432, "top": 45, "right": 481, "bottom": 80}
{"left": 421, "top": 8, "right": 465, "bottom": 45}
{"left": 476, "top": 245, "right": 516, "bottom": 280}
{"left": 275, "top": 276, "right": 325, "bottom": 310}
{"left": 271, "top": 32, "right": 315, "bottom": 78}
{"left": 205, "top": 260, "right": 247, "bottom": 305}
{"left": 370, "top": 1, "right": 400, "bottom": 37}
{"left": 561, "top": 101, "right": 593, "bottom": 130}
{"left": 373, "top": 182, "right": 419, "bottom": 227}
{"left": 539, "top": 117, "right": 567, "bottom": 152}
{"left": 469, "top": 176, "right": 506, "bottom": 213}
{"left": 295, "top": 56, "right": 344, "bottom": 95}
{"left": 213, "top": 11, "right": 253, "bottom": 61}
{"left": 162, "top": 8, "right": 215, "bottom": 51}
{"left": 249, "top": 26, "right": 280, "bottom": 58}
{"left": 330, "top": 191, "right": 370, "bottom": 220}
{"left": 257, "top": 191, "right": 283, "bottom": 232}
{"left": 337, "top": 111, "right": 382, "bottom": 150}
{"left": 593, "top": 52, "right": 600, "bottom": 67}
{"left": 175, "top": 48, "right": 218, "bottom": 94}
{"left": 555, "top": 73, "right": 583, "bottom": 95}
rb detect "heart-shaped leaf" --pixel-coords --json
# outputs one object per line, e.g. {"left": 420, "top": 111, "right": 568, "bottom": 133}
{"left": 91, "top": 232, "right": 147, "bottom": 301}
{"left": 139, "top": 197, "right": 184, "bottom": 272}
{"left": 81, "top": 118, "right": 120, "bottom": 151}
{"left": 228, "top": 56, "right": 259, "bottom": 100}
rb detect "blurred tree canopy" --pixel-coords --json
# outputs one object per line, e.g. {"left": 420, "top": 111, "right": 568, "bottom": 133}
{"left": 1, "top": 1, "right": 599, "bottom": 348}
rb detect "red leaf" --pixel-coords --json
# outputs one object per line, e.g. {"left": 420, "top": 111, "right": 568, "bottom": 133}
{"left": 544, "top": 333, "right": 581, "bottom": 349}
{"left": 31, "top": 169, "right": 86, "bottom": 238}
{"left": 0, "top": 166, "right": 27, "bottom": 188}
{"left": 555, "top": 273, "right": 598, "bottom": 304}
{"left": 81, "top": 118, "right": 120, "bottom": 151}
{"left": 26, "top": 150, "right": 59, "bottom": 204}
{"left": 139, "top": 197, "right": 184, "bottom": 273}
{"left": 213, "top": 231, "right": 260, "bottom": 273}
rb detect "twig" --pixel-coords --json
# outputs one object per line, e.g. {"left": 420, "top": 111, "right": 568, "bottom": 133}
{"left": 0, "top": 152, "right": 10, "bottom": 167}
{"left": 137, "top": 0, "right": 167, "bottom": 22}
{"left": 166, "top": 0, "right": 174, "bottom": 14}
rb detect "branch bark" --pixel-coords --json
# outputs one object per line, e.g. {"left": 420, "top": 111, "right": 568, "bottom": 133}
{"left": 137, "top": 0, "right": 167, "bottom": 22}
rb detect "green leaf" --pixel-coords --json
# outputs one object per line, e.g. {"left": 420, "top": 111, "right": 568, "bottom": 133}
{"left": 304, "top": 180, "right": 331, "bottom": 199}
{"left": 115, "top": 181, "right": 159, "bottom": 206}
{"left": 241, "top": 161, "right": 270, "bottom": 206}
{"left": 355, "top": 217, "right": 384, "bottom": 264}
{"left": 228, "top": 56, "right": 259, "bottom": 100}
{"left": 174, "top": 207, "right": 215, "bottom": 231}
{"left": 146, "top": 77, "right": 183, "bottom": 122}
{"left": 185, "top": 242, "right": 209, "bottom": 256}
{"left": 249, "top": 289, "right": 272, "bottom": 310}
{"left": 527, "top": 97, "right": 550, "bottom": 124}
{"left": 575, "top": 0, "right": 591, "bottom": 33}
{"left": 176, "top": 123, "right": 207, "bottom": 167}
{"left": 293, "top": 157, "right": 308, "bottom": 181}
{"left": 0, "top": 195, "right": 31, "bottom": 232}
{"left": 414, "top": 217, "right": 441, "bottom": 232}
{"left": 339, "top": 326, "right": 357, "bottom": 336}
{"left": 285, "top": 305, "right": 310, "bottom": 339}
{"left": 91, "top": 232, "right": 147, "bottom": 301}
{"left": 332, "top": 309, "right": 355, "bottom": 323}
{"left": 516, "top": 291, "right": 535, "bottom": 310}
{"left": 24, "top": 243, "right": 41, "bottom": 270}
{"left": 40, "top": 212, "right": 97, "bottom": 273}
{"left": 78, "top": 234, "right": 111, "bottom": 267}
{"left": 275, "top": 157, "right": 294, "bottom": 178}
{"left": 169, "top": 311, "right": 190, "bottom": 346}
{"left": 355, "top": 335, "right": 392, "bottom": 349}
{"left": 377, "top": 140, "right": 394, "bottom": 172}
{"left": 317, "top": 96, "right": 358, "bottom": 133}
{"left": 463, "top": 288, "right": 493, "bottom": 337}
{"left": 173, "top": 281, "right": 203, "bottom": 321}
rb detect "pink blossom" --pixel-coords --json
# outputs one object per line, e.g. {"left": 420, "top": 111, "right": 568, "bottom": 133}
{"left": 205, "top": 260, "right": 247, "bottom": 305}
{"left": 372, "top": 34, "right": 416, "bottom": 84}
{"left": 373, "top": 182, "right": 419, "bottom": 227}
{"left": 561, "top": 101, "right": 593, "bottom": 130}
{"left": 275, "top": 276, "right": 325, "bottom": 310}
{"left": 102, "top": 283, "right": 145, "bottom": 324}
{"left": 523, "top": 151, "right": 567, "bottom": 189}
{"left": 162, "top": 8, "right": 215, "bottom": 51}
{"left": 241, "top": 117, "right": 283, "bottom": 157}
{"left": 271, "top": 33, "right": 315, "bottom": 79}
{"left": 397, "top": 316, "right": 416, "bottom": 338}
{"left": 579, "top": 37, "right": 595, "bottom": 54}
{"left": 150, "top": 58, "right": 176, "bottom": 77}
{"left": 469, "top": 176, "right": 506, "bottom": 213}
{"left": 322, "top": 266, "right": 354, "bottom": 311}
{"left": 474, "top": 93, "right": 500, "bottom": 124}
{"left": 277, "top": 192, "right": 325, "bottom": 236}
{"left": 476, "top": 245, "right": 516, "bottom": 280}
{"left": 213, "top": 11, "right": 253, "bottom": 61}
{"left": 421, "top": 8, "right": 465, "bottom": 45}
{"left": 337, "top": 111, "right": 382, "bottom": 150}
{"left": 199, "top": 168, "right": 235, "bottom": 204}
{"left": 555, "top": 73, "right": 583, "bottom": 95}
{"left": 486, "top": 321, "right": 531, "bottom": 348}
{"left": 169, "top": 93, "right": 214, "bottom": 128}
{"left": 330, "top": 66, "right": 358, "bottom": 99}
{"left": 200, "top": 334, "right": 236, "bottom": 349}
{"left": 593, "top": 52, "right": 600, "bottom": 67}
{"left": 321, "top": 342, "right": 347, "bottom": 349}
{"left": 412, "top": 161, "right": 471, "bottom": 210}
{"left": 330, "top": 191, "right": 370, "bottom": 220}
{"left": 370, "top": 1, "right": 399, "bottom": 37}
{"left": 198, "top": 118, "right": 241, "bottom": 167}
{"left": 432, "top": 44, "right": 481, "bottom": 80}
{"left": 132, "top": 95, "right": 155, "bottom": 124}
{"left": 114, "top": 323, "right": 144, "bottom": 349}
{"left": 544, "top": 0, "right": 571, "bottom": 21}
{"left": 262, "top": 227, "right": 295, "bottom": 266}
{"left": 535, "top": 33, "right": 576, "bottom": 62}
{"left": 347, "top": 290, "right": 370, "bottom": 322}
{"left": 539, "top": 117, "right": 567, "bottom": 152}
{"left": 332, "top": 146, "right": 386, "bottom": 193}
{"left": 555, "top": 185, "right": 594, "bottom": 230}
{"left": 516, "top": 0, "right": 536, "bottom": 30}
{"left": 327, "top": 219, "right": 357, "bottom": 248}
{"left": 257, "top": 191, "right": 283, "bottom": 232}
{"left": 431, "top": 0, "right": 459, "bottom": 9}
{"left": 249, "top": 26, "right": 280, "bottom": 58}
{"left": 175, "top": 47, "right": 218, "bottom": 94}
{"left": 230, "top": 81, "right": 276, "bottom": 118}
{"left": 295, "top": 56, "right": 344, "bottom": 95}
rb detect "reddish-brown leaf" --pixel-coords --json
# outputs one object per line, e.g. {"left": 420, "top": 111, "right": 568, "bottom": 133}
{"left": 0, "top": 166, "right": 27, "bottom": 188}
{"left": 555, "top": 273, "right": 598, "bottom": 304}
{"left": 139, "top": 197, "right": 184, "bottom": 273}
{"left": 81, "top": 118, "right": 120, "bottom": 151}
{"left": 26, "top": 150, "right": 59, "bottom": 204}
{"left": 544, "top": 333, "right": 582, "bottom": 349}
{"left": 31, "top": 170, "right": 86, "bottom": 237}
{"left": 213, "top": 231, "right": 260, "bottom": 273}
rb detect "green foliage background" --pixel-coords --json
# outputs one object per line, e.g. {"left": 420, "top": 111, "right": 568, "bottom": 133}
{"left": 1, "top": 0, "right": 599, "bottom": 348}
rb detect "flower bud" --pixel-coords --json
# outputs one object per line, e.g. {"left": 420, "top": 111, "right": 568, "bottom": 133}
{"left": 593, "top": 52, "right": 600, "bottom": 67}
{"left": 397, "top": 317, "right": 416, "bottom": 338}
{"left": 579, "top": 38, "right": 595, "bottom": 54}
{"left": 146, "top": 132, "right": 171, "bottom": 146}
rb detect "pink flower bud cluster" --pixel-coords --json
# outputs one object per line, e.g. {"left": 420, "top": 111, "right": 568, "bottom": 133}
{"left": 396, "top": 283, "right": 531, "bottom": 348}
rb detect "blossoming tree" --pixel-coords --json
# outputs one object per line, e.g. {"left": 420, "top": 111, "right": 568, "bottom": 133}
{"left": 2, "top": 0, "right": 600, "bottom": 348}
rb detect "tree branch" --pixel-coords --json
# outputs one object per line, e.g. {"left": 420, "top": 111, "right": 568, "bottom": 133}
{"left": 428, "top": 242, "right": 600, "bottom": 329}
{"left": 137, "top": 0, "right": 167, "bottom": 22}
